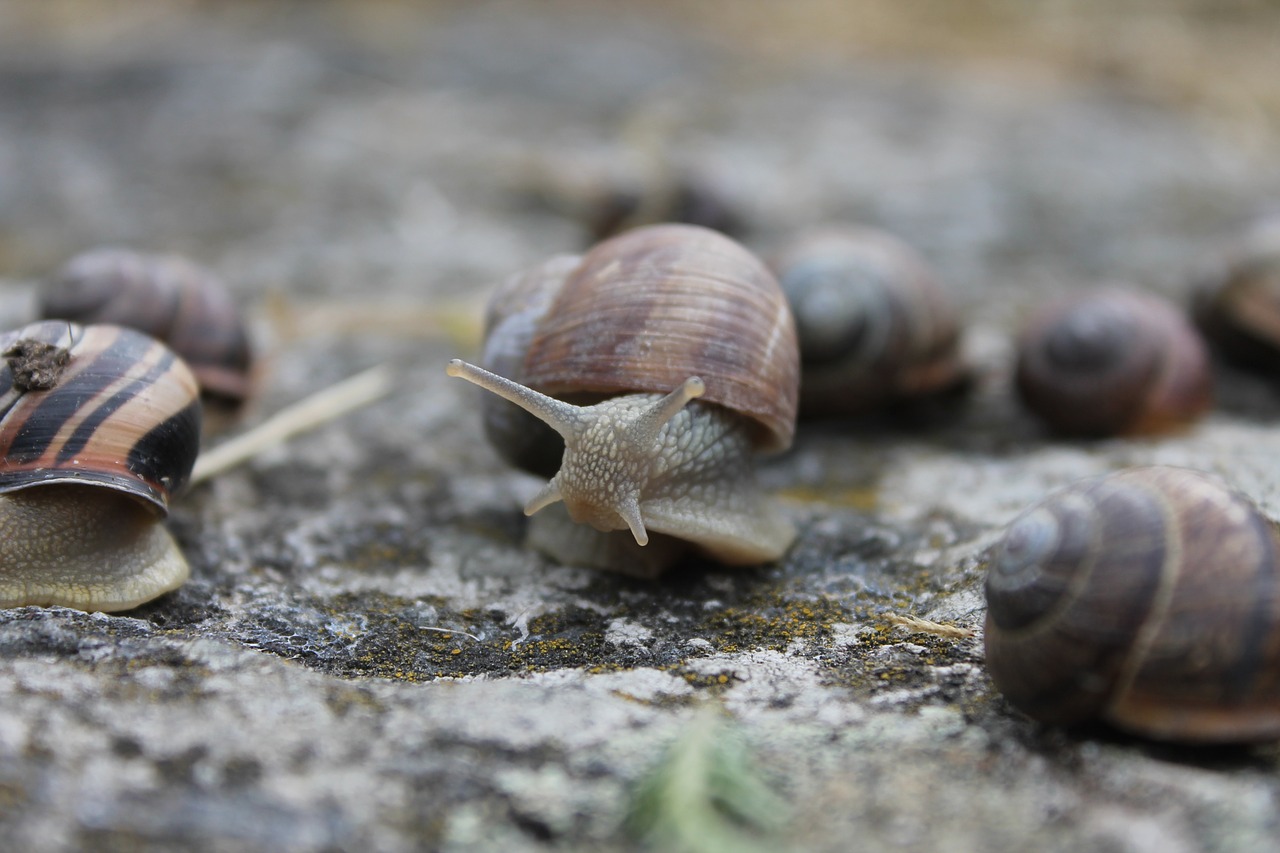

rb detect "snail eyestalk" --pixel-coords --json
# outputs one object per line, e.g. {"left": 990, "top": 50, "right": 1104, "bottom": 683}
{"left": 446, "top": 359, "right": 707, "bottom": 546}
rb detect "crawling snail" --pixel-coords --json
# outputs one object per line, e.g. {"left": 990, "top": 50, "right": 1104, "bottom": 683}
{"left": 984, "top": 465, "right": 1280, "bottom": 742}
{"left": 41, "top": 247, "right": 254, "bottom": 404}
{"left": 447, "top": 223, "right": 800, "bottom": 577}
{"left": 1191, "top": 217, "right": 1280, "bottom": 372}
{"left": 0, "top": 320, "right": 201, "bottom": 612}
{"left": 768, "top": 227, "right": 967, "bottom": 417}
{"left": 1015, "top": 288, "right": 1212, "bottom": 437}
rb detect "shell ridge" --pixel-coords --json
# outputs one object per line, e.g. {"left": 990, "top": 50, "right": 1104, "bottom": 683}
{"left": 56, "top": 349, "right": 176, "bottom": 464}
{"left": 0, "top": 328, "right": 141, "bottom": 464}
{"left": 1103, "top": 477, "right": 1184, "bottom": 719}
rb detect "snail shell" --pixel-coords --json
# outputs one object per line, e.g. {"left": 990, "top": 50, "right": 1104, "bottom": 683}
{"left": 479, "top": 253, "right": 583, "bottom": 478}
{"left": 0, "top": 320, "right": 202, "bottom": 611}
{"left": 451, "top": 223, "right": 800, "bottom": 575}
{"left": 984, "top": 466, "right": 1280, "bottom": 742}
{"left": 41, "top": 247, "right": 254, "bottom": 403}
{"left": 1015, "top": 288, "right": 1212, "bottom": 436}
{"left": 1191, "top": 217, "right": 1280, "bottom": 372}
{"left": 769, "top": 227, "right": 966, "bottom": 417}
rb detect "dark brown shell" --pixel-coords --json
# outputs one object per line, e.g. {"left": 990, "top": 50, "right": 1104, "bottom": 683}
{"left": 1191, "top": 217, "right": 1280, "bottom": 372}
{"left": 984, "top": 466, "right": 1280, "bottom": 742}
{"left": 41, "top": 248, "right": 253, "bottom": 402}
{"left": 1015, "top": 288, "right": 1212, "bottom": 436}
{"left": 0, "top": 321, "right": 202, "bottom": 514}
{"left": 519, "top": 224, "right": 800, "bottom": 452}
{"left": 770, "top": 227, "right": 967, "bottom": 417}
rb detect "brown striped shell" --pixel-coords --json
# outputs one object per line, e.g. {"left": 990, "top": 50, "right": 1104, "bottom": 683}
{"left": 41, "top": 248, "right": 253, "bottom": 403}
{"left": 769, "top": 227, "right": 967, "bottom": 417}
{"left": 515, "top": 223, "right": 799, "bottom": 453}
{"left": 984, "top": 466, "right": 1280, "bottom": 742}
{"left": 1015, "top": 288, "right": 1212, "bottom": 437}
{"left": 0, "top": 321, "right": 202, "bottom": 514}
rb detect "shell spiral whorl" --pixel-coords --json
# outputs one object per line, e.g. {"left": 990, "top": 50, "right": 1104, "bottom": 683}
{"left": 1015, "top": 289, "right": 1212, "bottom": 436}
{"left": 0, "top": 321, "right": 202, "bottom": 511}
{"left": 984, "top": 465, "right": 1280, "bottom": 742}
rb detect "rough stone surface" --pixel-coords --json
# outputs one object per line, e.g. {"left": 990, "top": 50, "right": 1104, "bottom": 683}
{"left": 3, "top": 2, "right": 1280, "bottom": 851}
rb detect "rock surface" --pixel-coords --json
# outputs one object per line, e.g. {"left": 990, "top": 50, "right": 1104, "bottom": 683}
{"left": 2, "top": 2, "right": 1280, "bottom": 851}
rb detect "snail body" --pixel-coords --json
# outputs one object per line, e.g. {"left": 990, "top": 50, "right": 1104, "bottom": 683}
{"left": 0, "top": 321, "right": 201, "bottom": 611}
{"left": 449, "top": 223, "right": 800, "bottom": 576}
{"left": 984, "top": 466, "right": 1280, "bottom": 742}
{"left": 769, "top": 227, "right": 967, "bottom": 417}
{"left": 1191, "top": 217, "right": 1280, "bottom": 372}
{"left": 41, "top": 247, "right": 253, "bottom": 403}
{"left": 1015, "top": 288, "right": 1212, "bottom": 436}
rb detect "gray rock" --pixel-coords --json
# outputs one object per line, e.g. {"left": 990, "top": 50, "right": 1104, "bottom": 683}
{"left": 2, "top": 2, "right": 1280, "bottom": 851}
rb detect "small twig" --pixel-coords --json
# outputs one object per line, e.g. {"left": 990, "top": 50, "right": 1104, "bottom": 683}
{"left": 418, "top": 626, "right": 482, "bottom": 642}
{"left": 190, "top": 364, "right": 395, "bottom": 485}
{"left": 884, "top": 613, "right": 976, "bottom": 640}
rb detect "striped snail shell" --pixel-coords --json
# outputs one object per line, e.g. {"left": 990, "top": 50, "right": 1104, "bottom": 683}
{"left": 984, "top": 466, "right": 1280, "bottom": 742}
{"left": 448, "top": 223, "right": 800, "bottom": 576}
{"left": 41, "top": 247, "right": 253, "bottom": 403}
{"left": 769, "top": 227, "right": 967, "bottom": 417}
{"left": 1191, "top": 217, "right": 1280, "bottom": 372}
{"left": 1015, "top": 288, "right": 1213, "bottom": 436}
{"left": 0, "top": 320, "right": 202, "bottom": 612}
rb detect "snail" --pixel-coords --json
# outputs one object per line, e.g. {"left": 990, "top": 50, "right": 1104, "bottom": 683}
{"left": 1191, "top": 217, "right": 1280, "bottom": 372}
{"left": 447, "top": 223, "right": 800, "bottom": 577}
{"left": 984, "top": 465, "right": 1280, "bottom": 743}
{"left": 583, "top": 172, "right": 745, "bottom": 245}
{"left": 40, "top": 247, "right": 254, "bottom": 404}
{"left": 768, "top": 227, "right": 967, "bottom": 417}
{"left": 1015, "top": 288, "right": 1212, "bottom": 437}
{"left": 0, "top": 320, "right": 201, "bottom": 612}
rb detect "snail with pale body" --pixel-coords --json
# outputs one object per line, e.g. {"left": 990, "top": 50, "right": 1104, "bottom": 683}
{"left": 985, "top": 465, "right": 1280, "bottom": 742}
{"left": 41, "top": 247, "right": 254, "bottom": 404}
{"left": 1015, "top": 288, "right": 1213, "bottom": 436}
{"left": 0, "top": 320, "right": 201, "bottom": 611}
{"left": 769, "top": 227, "right": 968, "bottom": 417}
{"left": 447, "top": 223, "right": 800, "bottom": 577}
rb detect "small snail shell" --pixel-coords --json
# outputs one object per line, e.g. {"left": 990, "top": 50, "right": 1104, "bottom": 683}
{"left": 584, "top": 173, "right": 745, "bottom": 244}
{"left": 769, "top": 227, "right": 967, "bottom": 417}
{"left": 448, "top": 223, "right": 800, "bottom": 576}
{"left": 0, "top": 321, "right": 202, "bottom": 612}
{"left": 1191, "top": 217, "right": 1280, "bottom": 372}
{"left": 984, "top": 466, "right": 1280, "bottom": 742}
{"left": 1015, "top": 288, "right": 1212, "bottom": 436}
{"left": 41, "top": 248, "right": 254, "bottom": 403}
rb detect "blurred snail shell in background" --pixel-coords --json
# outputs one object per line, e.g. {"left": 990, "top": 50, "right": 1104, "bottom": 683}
{"left": 0, "top": 320, "right": 201, "bottom": 612}
{"left": 450, "top": 223, "right": 800, "bottom": 577}
{"left": 1191, "top": 217, "right": 1280, "bottom": 373}
{"left": 40, "top": 247, "right": 254, "bottom": 404}
{"left": 769, "top": 227, "right": 968, "bottom": 417}
{"left": 583, "top": 171, "right": 746, "bottom": 244}
{"left": 984, "top": 465, "right": 1280, "bottom": 742}
{"left": 1015, "top": 288, "right": 1212, "bottom": 437}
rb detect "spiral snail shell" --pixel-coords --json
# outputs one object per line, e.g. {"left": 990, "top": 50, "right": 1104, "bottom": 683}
{"left": 1015, "top": 288, "right": 1213, "bottom": 437}
{"left": 769, "top": 227, "right": 967, "bottom": 417}
{"left": 0, "top": 320, "right": 201, "bottom": 611}
{"left": 1191, "top": 217, "right": 1280, "bottom": 372}
{"left": 448, "top": 223, "right": 800, "bottom": 576}
{"left": 984, "top": 466, "right": 1280, "bottom": 742}
{"left": 41, "top": 247, "right": 254, "bottom": 403}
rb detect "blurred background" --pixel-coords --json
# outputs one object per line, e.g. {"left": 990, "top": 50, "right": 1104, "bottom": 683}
{"left": 2, "top": 0, "right": 1278, "bottom": 322}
